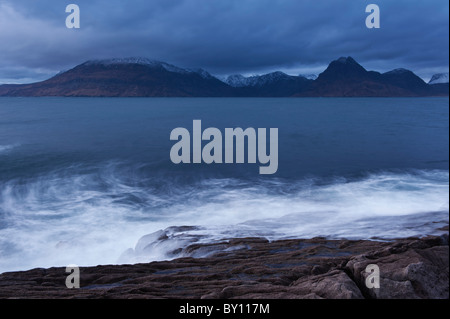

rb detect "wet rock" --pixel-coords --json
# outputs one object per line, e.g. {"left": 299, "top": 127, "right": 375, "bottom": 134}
{"left": 0, "top": 235, "right": 447, "bottom": 299}
{"left": 291, "top": 270, "right": 364, "bottom": 299}
{"left": 118, "top": 226, "right": 205, "bottom": 263}
{"left": 346, "top": 237, "right": 449, "bottom": 299}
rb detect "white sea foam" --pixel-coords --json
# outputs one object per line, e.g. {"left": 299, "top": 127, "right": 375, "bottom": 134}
{"left": 0, "top": 144, "right": 17, "bottom": 153}
{"left": 0, "top": 164, "right": 448, "bottom": 273}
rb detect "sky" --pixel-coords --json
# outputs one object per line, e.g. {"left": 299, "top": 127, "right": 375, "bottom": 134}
{"left": 0, "top": 0, "right": 448, "bottom": 83}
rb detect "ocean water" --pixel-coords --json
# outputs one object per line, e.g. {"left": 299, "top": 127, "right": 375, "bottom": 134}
{"left": 0, "top": 97, "right": 448, "bottom": 273}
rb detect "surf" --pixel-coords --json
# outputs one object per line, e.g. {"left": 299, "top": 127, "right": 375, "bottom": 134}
{"left": 0, "top": 163, "right": 447, "bottom": 273}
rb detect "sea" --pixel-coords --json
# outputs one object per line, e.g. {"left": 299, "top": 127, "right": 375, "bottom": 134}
{"left": 0, "top": 97, "right": 448, "bottom": 273}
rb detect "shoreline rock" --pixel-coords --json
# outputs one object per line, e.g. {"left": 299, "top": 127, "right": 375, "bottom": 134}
{"left": 0, "top": 234, "right": 448, "bottom": 299}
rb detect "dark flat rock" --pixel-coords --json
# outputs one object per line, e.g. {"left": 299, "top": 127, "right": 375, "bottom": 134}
{"left": 0, "top": 235, "right": 447, "bottom": 299}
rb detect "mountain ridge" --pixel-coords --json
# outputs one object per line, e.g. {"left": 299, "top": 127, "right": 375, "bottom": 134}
{"left": 0, "top": 56, "right": 448, "bottom": 97}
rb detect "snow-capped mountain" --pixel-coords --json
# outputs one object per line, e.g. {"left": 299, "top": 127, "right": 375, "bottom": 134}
{"left": 186, "top": 68, "right": 216, "bottom": 80}
{"left": 429, "top": 73, "right": 449, "bottom": 84}
{"left": 384, "top": 68, "right": 410, "bottom": 75}
{"left": 222, "top": 71, "right": 313, "bottom": 96}
{"left": 0, "top": 56, "right": 447, "bottom": 97}
{"left": 0, "top": 57, "right": 232, "bottom": 97}
{"left": 299, "top": 74, "right": 318, "bottom": 80}
{"left": 224, "top": 74, "right": 249, "bottom": 87}
{"left": 84, "top": 57, "right": 215, "bottom": 79}
{"left": 225, "top": 71, "right": 297, "bottom": 87}
{"left": 85, "top": 57, "right": 184, "bottom": 72}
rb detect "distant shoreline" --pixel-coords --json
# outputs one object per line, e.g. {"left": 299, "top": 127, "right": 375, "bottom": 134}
{"left": 1, "top": 57, "right": 448, "bottom": 98}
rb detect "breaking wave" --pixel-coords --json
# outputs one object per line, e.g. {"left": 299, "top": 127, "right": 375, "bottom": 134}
{"left": 0, "top": 162, "right": 448, "bottom": 273}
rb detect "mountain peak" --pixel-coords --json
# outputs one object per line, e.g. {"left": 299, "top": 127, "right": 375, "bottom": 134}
{"left": 84, "top": 57, "right": 163, "bottom": 67}
{"left": 81, "top": 57, "right": 216, "bottom": 79}
{"left": 225, "top": 71, "right": 291, "bottom": 87}
{"left": 225, "top": 74, "right": 248, "bottom": 87}
{"left": 317, "top": 56, "right": 367, "bottom": 82}
{"left": 185, "top": 68, "right": 215, "bottom": 79}
{"left": 384, "top": 68, "right": 412, "bottom": 75}
{"left": 83, "top": 57, "right": 187, "bottom": 73}
{"left": 336, "top": 56, "right": 358, "bottom": 65}
{"left": 328, "top": 56, "right": 365, "bottom": 70}
{"left": 429, "top": 73, "right": 449, "bottom": 84}
{"left": 258, "top": 71, "right": 290, "bottom": 81}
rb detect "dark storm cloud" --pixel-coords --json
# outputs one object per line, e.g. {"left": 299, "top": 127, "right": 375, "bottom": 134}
{"left": 0, "top": 0, "right": 448, "bottom": 83}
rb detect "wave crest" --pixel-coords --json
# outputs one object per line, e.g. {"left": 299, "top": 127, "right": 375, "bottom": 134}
{"left": 0, "top": 163, "right": 448, "bottom": 273}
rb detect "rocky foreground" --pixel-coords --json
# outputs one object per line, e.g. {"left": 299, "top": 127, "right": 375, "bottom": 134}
{"left": 0, "top": 234, "right": 448, "bottom": 299}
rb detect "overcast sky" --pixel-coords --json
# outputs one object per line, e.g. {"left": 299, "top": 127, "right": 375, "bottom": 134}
{"left": 0, "top": 0, "right": 448, "bottom": 83}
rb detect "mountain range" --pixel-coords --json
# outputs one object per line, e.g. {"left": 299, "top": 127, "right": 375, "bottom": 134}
{"left": 0, "top": 57, "right": 448, "bottom": 97}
